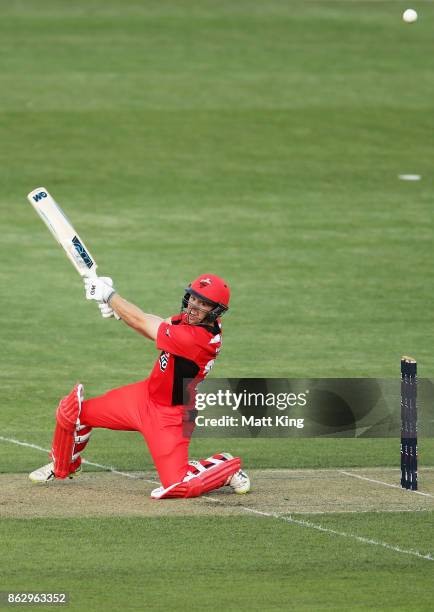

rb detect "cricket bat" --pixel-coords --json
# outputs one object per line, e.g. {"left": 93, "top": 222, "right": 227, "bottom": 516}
{"left": 27, "top": 187, "right": 98, "bottom": 278}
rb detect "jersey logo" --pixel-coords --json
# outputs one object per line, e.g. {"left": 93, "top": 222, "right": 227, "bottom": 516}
{"left": 204, "top": 359, "right": 215, "bottom": 375}
{"left": 159, "top": 351, "right": 169, "bottom": 371}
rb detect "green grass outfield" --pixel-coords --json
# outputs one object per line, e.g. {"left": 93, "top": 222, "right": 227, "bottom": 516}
{"left": 1, "top": 515, "right": 433, "bottom": 611}
{"left": 1, "top": 1, "right": 433, "bottom": 610}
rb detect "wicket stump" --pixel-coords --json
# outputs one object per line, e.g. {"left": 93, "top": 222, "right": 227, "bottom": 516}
{"left": 400, "top": 356, "right": 417, "bottom": 490}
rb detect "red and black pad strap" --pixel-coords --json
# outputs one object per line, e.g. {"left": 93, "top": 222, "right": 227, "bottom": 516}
{"left": 72, "top": 425, "right": 92, "bottom": 458}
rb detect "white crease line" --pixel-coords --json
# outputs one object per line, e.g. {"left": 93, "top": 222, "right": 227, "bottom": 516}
{"left": 203, "top": 498, "right": 432, "bottom": 514}
{"left": 241, "top": 507, "right": 433, "bottom": 562}
{"left": 223, "top": 508, "right": 431, "bottom": 514}
{"left": 340, "top": 471, "right": 434, "bottom": 499}
{"left": 81, "top": 459, "right": 157, "bottom": 485}
{"left": 1, "top": 435, "right": 433, "bottom": 562}
{"left": 0, "top": 435, "right": 158, "bottom": 485}
{"left": 0, "top": 436, "right": 49, "bottom": 454}
{"left": 287, "top": 509, "right": 432, "bottom": 514}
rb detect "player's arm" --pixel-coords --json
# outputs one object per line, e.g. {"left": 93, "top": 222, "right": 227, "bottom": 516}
{"left": 109, "top": 293, "right": 163, "bottom": 340}
{"left": 84, "top": 276, "right": 168, "bottom": 341}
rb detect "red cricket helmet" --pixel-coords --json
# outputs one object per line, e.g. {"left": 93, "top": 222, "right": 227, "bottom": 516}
{"left": 182, "top": 274, "right": 230, "bottom": 322}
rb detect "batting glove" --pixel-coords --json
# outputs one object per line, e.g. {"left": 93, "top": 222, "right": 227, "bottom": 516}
{"left": 99, "top": 303, "right": 115, "bottom": 318}
{"left": 98, "top": 303, "right": 121, "bottom": 320}
{"left": 84, "top": 276, "right": 116, "bottom": 303}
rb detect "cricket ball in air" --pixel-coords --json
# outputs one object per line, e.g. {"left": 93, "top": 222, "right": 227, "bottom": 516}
{"left": 403, "top": 9, "right": 418, "bottom": 23}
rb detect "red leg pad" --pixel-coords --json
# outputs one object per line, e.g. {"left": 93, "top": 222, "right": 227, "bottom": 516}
{"left": 154, "top": 457, "right": 241, "bottom": 499}
{"left": 56, "top": 384, "right": 82, "bottom": 431}
{"left": 52, "top": 385, "right": 82, "bottom": 479}
{"left": 196, "top": 456, "right": 241, "bottom": 495}
{"left": 51, "top": 423, "right": 75, "bottom": 479}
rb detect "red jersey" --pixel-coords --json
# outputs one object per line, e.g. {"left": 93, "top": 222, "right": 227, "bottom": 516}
{"left": 148, "top": 313, "right": 222, "bottom": 406}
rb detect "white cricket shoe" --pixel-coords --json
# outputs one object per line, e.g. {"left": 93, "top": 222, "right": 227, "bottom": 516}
{"left": 28, "top": 461, "right": 81, "bottom": 484}
{"left": 228, "top": 468, "right": 251, "bottom": 494}
{"left": 219, "top": 452, "right": 251, "bottom": 494}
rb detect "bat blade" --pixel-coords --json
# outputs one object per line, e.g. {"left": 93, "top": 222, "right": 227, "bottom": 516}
{"left": 27, "top": 187, "right": 97, "bottom": 278}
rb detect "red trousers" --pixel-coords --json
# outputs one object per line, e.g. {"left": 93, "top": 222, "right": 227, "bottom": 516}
{"left": 80, "top": 379, "right": 191, "bottom": 488}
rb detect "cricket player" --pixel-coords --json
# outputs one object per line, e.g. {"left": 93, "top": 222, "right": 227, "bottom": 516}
{"left": 29, "top": 274, "right": 250, "bottom": 498}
